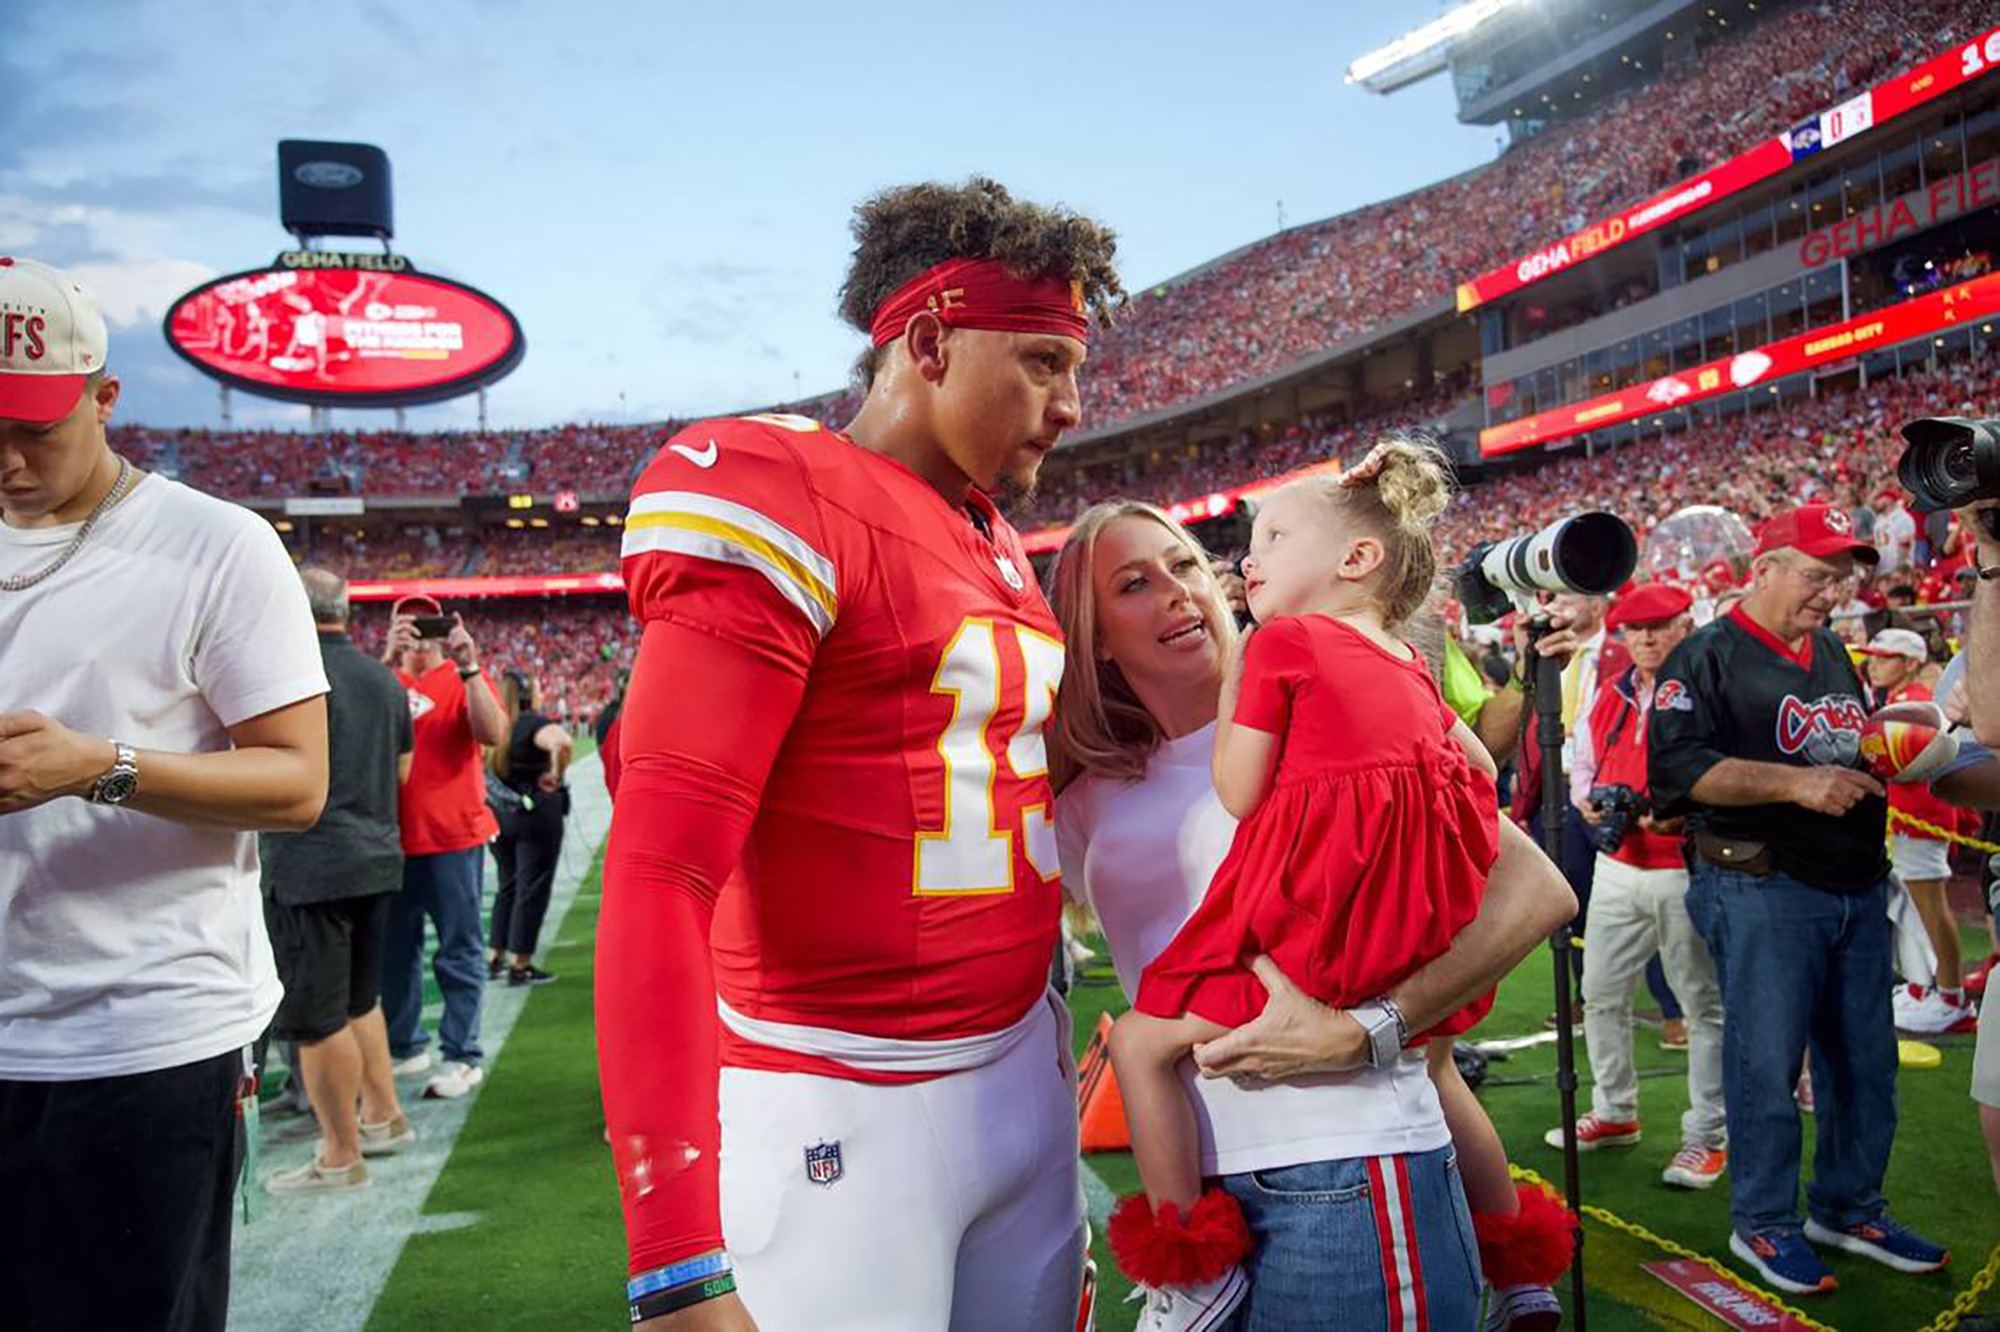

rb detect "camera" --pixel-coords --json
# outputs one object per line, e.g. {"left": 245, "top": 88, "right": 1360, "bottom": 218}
{"left": 1585, "top": 784, "right": 1649, "bottom": 854}
{"left": 1896, "top": 417, "right": 2000, "bottom": 523}
{"left": 1453, "top": 511, "right": 1639, "bottom": 625}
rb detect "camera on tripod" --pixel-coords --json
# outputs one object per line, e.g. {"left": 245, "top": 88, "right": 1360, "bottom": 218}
{"left": 1584, "top": 784, "right": 1649, "bottom": 854}
{"left": 1452, "top": 511, "right": 1639, "bottom": 625}
{"left": 1897, "top": 417, "right": 2000, "bottom": 539}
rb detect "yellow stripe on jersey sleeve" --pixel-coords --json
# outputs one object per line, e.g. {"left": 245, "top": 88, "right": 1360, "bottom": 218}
{"left": 622, "top": 491, "right": 838, "bottom": 638}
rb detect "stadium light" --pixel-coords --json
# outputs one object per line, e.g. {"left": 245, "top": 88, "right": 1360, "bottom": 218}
{"left": 1345, "top": 0, "right": 1535, "bottom": 93}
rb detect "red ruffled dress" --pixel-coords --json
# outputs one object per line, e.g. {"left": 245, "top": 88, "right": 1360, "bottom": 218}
{"left": 1136, "top": 614, "right": 1499, "bottom": 1038}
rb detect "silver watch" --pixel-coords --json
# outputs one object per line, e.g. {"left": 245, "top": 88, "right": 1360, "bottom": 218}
{"left": 88, "top": 742, "right": 139, "bottom": 806}
{"left": 1353, "top": 997, "right": 1409, "bottom": 1069}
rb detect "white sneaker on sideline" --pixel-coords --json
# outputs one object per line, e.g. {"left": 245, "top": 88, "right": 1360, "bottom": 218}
{"left": 1483, "top": 1282, "right": 1562, "bottom": 1331}
{"left": 391, "top": 1050, "right": 433, "bottom": 1077}
{"left": 1894, "top": 984, "right": 1978, "bottom": 1034}
{"left": 1127, "top": 1264, "right": 1247, "bottom": 1332}
{"left": 424, "top": 1060, "right": 485, "bottom": 1100}
{"left": 358, "top": 1112, "right": 417, "bottom": 1156}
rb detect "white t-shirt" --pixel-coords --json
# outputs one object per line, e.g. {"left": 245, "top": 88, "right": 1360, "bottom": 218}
{"left": 0, "top": 474, "right": 328, "bottom": 1079}
{"left": 1054, "top": 722, "right": 1447, "bottom": 1176}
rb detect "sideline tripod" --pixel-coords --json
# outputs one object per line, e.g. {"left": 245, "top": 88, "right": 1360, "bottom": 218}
{"left": 1521, "top": 613, "right": 1588, "bottom": 1330}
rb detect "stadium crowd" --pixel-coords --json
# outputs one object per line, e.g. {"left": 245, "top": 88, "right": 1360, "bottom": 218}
{"left": 99, "top": 0, "right": 1974, "bottom": 509}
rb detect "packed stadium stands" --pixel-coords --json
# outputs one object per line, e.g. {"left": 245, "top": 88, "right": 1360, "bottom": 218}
{"left": 103, "top": 0, "right": 1996, "bottom": 727}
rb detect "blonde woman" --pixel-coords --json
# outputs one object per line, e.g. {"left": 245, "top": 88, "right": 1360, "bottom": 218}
{"left": 1050, "top": 493, "right": 1575, "bottom": 1332}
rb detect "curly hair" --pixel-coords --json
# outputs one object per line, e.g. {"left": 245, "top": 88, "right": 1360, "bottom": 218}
{"left": 837, "top": 176, "right": 1126, "bottom": 387}
{"left": 1292, "top": 434, "right": 1455, "bottom": 628}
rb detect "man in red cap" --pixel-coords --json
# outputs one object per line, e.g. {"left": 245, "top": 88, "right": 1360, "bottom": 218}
{"left": 1547, "top": 582, "right": 1726, "bottom": 1190}
{"left": 378, "top": 595, "right": 507, "bottom": 1101}
{"left": 0, "top": 259, "right": 330, "bottom": 1330}
{"left": 1651, "top": 504, "right": 1948, "bottom": 1295}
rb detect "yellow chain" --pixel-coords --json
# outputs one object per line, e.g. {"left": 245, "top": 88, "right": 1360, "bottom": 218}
{"left": 1887, "top": 807, "right": 2000, "bottom": 855}
{"left": 1916, "top": 1246, "right": 2000, "bottom": 1332}
{"left": 1509, "top": 1163, "right": 1839, "bottom": 1331}
{"left": 1511, "top": 1164, "right": 2000, "bottom": 1332}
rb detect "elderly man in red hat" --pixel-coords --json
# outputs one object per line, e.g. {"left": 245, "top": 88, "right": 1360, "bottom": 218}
{"left": 1547, "top": 582, "right": 1727, "bottom": 1192}
{"left": 1650, "top": 504, "right": 1949, "bottom": 1296}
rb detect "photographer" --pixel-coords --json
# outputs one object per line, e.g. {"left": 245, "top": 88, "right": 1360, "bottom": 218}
{"left": 1650, "top": 504, "right": 1947, "bottom": 1295}
{"left": 1899, "top": 415, "right": 2000, "bottom": 1200}
{"left": 1547, "top": 584, "right": 1725, "bottom": 1191}
{"left": 380, "top": 596, "right": 507, "bottom": 1101}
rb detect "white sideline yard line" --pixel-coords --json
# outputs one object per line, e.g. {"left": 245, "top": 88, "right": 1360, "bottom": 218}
{"left": 227, "top": 755, "right": 613, "bottom": 1332}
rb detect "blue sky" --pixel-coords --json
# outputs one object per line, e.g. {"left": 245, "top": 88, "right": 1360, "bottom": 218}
{"left": 2, "top": 1, "right": 1501, "bottom": 431}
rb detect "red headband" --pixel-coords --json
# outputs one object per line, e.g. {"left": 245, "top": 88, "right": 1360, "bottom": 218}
{"left": 869, "top": 256, "right": 1090, "bottom": 348}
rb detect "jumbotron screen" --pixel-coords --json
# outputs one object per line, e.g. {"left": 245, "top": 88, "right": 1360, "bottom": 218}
{"left": 163, "top": 258, "right": 524, "bottom": 406}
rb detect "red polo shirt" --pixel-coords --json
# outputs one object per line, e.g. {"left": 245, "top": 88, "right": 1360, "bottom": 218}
{"left": 396, "top": 662, "right": 501, "bottom": 856}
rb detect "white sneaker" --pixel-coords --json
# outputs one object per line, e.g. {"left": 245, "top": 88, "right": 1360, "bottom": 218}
{"left": 1894, "top": 984, "right": 1978, "bottom": 1034}
{"left": 1482, "top": 1282, "right": 1562, "bottom": 1332}
{"left": 423, "top": 1060, "right": 485, "bottom": 1100}
{"left": 1127, "top": 1264, "right": 1248, "bottom": 1332}
{"left": 391, "top": 1050, "right": 433, "bottom": 1077}
{"left": 358, "top": 1112, "right": 417, "bottom": 1157}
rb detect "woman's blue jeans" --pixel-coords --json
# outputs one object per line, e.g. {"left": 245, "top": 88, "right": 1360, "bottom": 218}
{"left": 1218, "top": 1145, "right": 1482, "bottom": 1331}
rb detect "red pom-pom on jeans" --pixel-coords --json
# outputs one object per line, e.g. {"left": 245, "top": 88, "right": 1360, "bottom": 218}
{"left": 1473, "top": 1182, "right": 1578, "bottom": 1288}
{"left": 1106, "top": 1189, "right": 1254, "bottom": 1288}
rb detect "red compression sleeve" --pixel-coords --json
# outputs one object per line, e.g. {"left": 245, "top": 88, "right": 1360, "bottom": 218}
{"left": 596, "top": 616, "right": 809, "bottom": 1275}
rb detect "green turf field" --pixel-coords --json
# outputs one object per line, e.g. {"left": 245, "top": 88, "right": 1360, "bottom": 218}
{"left": 360, "top": 849, "right": 2000, "bottom": 1330}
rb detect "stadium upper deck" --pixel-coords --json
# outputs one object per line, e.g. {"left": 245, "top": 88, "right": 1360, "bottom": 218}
{"left": 108, "top": 0, "right": 2000, "bottom": 612}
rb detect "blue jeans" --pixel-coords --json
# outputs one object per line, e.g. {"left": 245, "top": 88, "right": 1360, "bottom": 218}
{"left": 1684, "top": 866, "right": 1896, "bottom": 1237}
{"left": 1218, "top": 1146, "right": 1482, "bottom": 1332}
{"left": 381, "top": 846, "right": 487, "bottom": 1065}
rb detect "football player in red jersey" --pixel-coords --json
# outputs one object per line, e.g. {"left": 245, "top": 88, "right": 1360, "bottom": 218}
{"left": 598, "top": 177, "right": 1125, "bottom": 1331}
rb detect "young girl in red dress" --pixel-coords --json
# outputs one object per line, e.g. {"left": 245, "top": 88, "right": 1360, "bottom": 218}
{"left": 1106, "top": 441, "right": 1572, "bottom": 1324}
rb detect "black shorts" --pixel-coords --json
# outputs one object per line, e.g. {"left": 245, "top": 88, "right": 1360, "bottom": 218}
{"left": 1, "top": 1047, "right": 245, "bottom": 1331}
{"left": 265, "top": 893, "right": 393, "bottom": 1043}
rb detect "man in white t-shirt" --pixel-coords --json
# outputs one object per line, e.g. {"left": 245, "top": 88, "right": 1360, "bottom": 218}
{"left": 0, "top": 259, "right": 330, "bottom": 1332}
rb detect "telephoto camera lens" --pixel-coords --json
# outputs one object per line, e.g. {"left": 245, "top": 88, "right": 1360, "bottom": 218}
{"left": 1897, "top": 416, "right": 2000, "bottom": 511}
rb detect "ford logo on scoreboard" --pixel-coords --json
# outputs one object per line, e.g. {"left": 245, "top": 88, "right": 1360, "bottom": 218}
{"left": 294, "top": 160, "right": 365, "bottom": 188}
{"left": 163, "top": 256, "right": 525, "bottom": 407}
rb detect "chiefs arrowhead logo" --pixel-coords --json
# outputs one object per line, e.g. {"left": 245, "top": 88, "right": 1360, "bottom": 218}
{"left": 407, "top": 688, "right": 435, "bottom": 721}
{"left": 1823, "top": 507, "right": 1853, "bottom": 535}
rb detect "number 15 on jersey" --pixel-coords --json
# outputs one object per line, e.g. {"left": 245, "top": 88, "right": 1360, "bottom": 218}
{"left": 914, "top": 618, "right": 1066, "bottom": 896}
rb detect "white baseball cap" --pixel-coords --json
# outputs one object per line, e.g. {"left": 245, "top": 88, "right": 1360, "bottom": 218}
{"left": 1861, "top": 627, "right": 1928, "bottom": 662}
{"left": 0, "top": 257, "right": 108, "bottom": 425}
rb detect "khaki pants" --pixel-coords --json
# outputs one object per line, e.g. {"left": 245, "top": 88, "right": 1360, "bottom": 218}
{"left": 1582, "top": 853, "right": 1727, "bottom": 1147}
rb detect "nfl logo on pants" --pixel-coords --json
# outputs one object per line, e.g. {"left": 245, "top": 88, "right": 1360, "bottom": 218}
{"left": 804, "top": 1140, "right": 843, "bottom": 1186}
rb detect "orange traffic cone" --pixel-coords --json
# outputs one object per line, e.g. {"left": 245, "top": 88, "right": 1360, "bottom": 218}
{"left": 1077, "top": 1012, "right": 1131, "bottom": 1152}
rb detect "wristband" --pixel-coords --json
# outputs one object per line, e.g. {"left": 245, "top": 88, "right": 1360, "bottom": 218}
{"left": 459, "top": 666, "right": 481, "bottom": 680}
{"left": 630, "top": 1273, "right": 735, "bottom": 1323}
{"left": 627, "top": 1252, "right": 732, "bottom": 1302}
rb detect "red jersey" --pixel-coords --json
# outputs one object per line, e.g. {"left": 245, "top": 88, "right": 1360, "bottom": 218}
{"left": 618, "top": 414, "right": 1063, "bottom": 1064}
{"left": 395, "top": 662, "right": 500, "bottom": 855}
{"left": 599, "top": 413, "right": 1066, "bottom": 1271}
